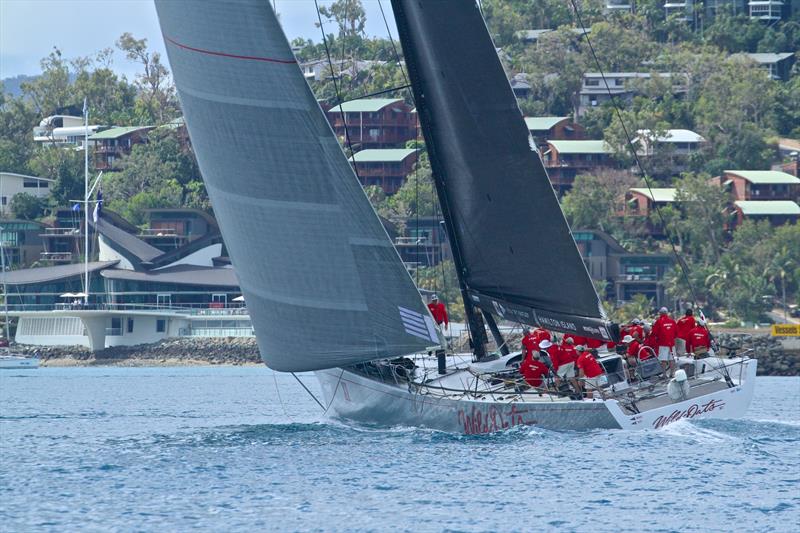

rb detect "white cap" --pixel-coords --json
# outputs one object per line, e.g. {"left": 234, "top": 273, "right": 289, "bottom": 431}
{"left": 659, "top": 307, "right": 668, "bottom": 314}
{"left": 674, "top": 369, "right": 688, "bottom": 382}
{"left": 539, "top": 340, "right": 552, "bottom": 349}
{"left": 431, "top": 294, "right": 438, "bottom": 300}
{"left": 622, "top": 335, "right": 634, "bottom": 343}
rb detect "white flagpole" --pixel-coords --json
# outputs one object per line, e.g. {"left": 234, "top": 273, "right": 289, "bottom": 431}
{"left": 84, "top": 98, "right": 89, "bottom": 305}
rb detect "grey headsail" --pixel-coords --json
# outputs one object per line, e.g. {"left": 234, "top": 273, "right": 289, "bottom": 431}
{"left": 155, "top": 0, "right": 438, "bottom": 371}
{"left": 391, "top": 0, "right": 617, "bottom": 342}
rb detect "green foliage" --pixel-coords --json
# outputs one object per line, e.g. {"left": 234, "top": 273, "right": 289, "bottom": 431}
{"left": 103, "top": 128, "right": 204, "bottom": 223}
{"left": 27, "top": 146, "right": 84, "bottom": 207}
{"left": 9, "top": 193, "right": 45, "bottom": 220}
{"left": 607, "top": 294, "right": 654, "bottom": 324}
{"left": 0, "top": 89, "right": 38, "bottom": 174}
{"left": 116, "top": 33, "right": 179, "bottom": 124}
{"left": 561, "top": 170, "right": 639, "bottom": 236}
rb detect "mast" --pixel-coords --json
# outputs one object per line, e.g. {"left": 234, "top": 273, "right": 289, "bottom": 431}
{"left": 83, "top": 98, "right": 89, "bottom": 305}
{"left": 0, "top": 224, "right": 9, "bottom": 351}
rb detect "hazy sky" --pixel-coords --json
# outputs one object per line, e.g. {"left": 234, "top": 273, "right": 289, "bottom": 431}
{"left": 0, "top": 0, "right": 397, "bottom": 79}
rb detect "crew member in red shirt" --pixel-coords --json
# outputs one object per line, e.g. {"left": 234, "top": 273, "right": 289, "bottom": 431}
{"left": 621, "top": 334, "right": 641, "bottom": 380}
{"left": 520, "top": 350, "right": 550, "bottom": 388}
{"left": 521, "top": 327, "right": 539, "bottom": 360}
{"left": 538, "top": 339, "right": 561, "bottom": 373}
{"left": 676, "top": 308, "right": 696, "bottom": 356}
{"left": 653, "top": 307, "right": 678, "bottom": 376}
{"left": 687, "top": 319, "right": 713, "bottom": 356}
{"left": 576, "top": 347, "right": 605, "bottom": 397}
{"left": 427, "top": 295, "right": 449, "bottom": 330}
{"left": 532, "top": 327, "right": 551, "bottom": 344}
{"left": 638, "top": 323, "right": 658, "bottom": 361}
{"left": 557, "top": 336, "right": 581, "bottom": 394}
{"left": 630, "top": 319, "right": 645, "bottom": 341}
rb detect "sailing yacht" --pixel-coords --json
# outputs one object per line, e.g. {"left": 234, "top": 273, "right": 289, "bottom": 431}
{"left": 155, "top": 0, "right": 755, "bottom": 432}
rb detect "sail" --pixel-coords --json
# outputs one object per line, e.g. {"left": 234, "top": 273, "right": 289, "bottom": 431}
{"left": 391, "top": 0, "right": 617, "bottom": 342}
{"left": 155, "top": 0, "right": 438, "bottom": 372}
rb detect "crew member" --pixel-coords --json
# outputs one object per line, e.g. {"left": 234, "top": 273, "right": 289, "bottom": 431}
{"left": 427, "top": 295, "right": 449, "bottom": 330}
{"left": 557, "top": 336, "right": 581, "bottom": 394}
{"left": 576, "top": 348, "right": 605, "bottom": 397}
{"left": 621, "top": 334, "right": 641, "bottom": 380}
{"left": 538, "top": 339, "right": 560, "bottom": 373}
{"left": 653, "top": 307, "right": 678, "bottom": 376}
{"left": 630, "top": 319, "right": 645, "bottom": 341}
{"left": 521, "top": 327, "right": 539, "bottom": 360}
{"left": 532, "top": 327, "right": 551, "bottom": 344}
{"left": 687, "top": 319, "right": 713, "bottom": 357}
{"left": 676, "top": 308, "right": 696, "bottom": 356}
{"left": 520, "top": 350, "right": 550, "bottom": 388}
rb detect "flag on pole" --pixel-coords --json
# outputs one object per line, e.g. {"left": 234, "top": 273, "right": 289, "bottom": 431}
{"left": 92, "top": 189, "right": 103, "bottom": 223}
{"left": 83, "top": 97, "right": 87, "bottom": 117}
{"left": 72, "top": 203, "right": 80, "bottom": 212}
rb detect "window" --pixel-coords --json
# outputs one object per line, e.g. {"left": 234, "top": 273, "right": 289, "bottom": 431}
{"left": 585, "top": 79, "right": 600, "bottom": 86}
{"left": 127, "top": 318, "right": 134, "bottom": 333}
{"left": 1, "top": 197, "right": 6, "bottom": 206}
{"left": 156, "top": 319, "right": 166, "bottom": 333}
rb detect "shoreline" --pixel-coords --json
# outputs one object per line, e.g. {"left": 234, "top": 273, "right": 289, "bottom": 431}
{"left": 39, "top": 358, "right": 264, "bottom": 368}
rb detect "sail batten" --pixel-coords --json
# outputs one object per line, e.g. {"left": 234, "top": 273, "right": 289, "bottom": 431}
{"left": 392, "top": 0, "right": 615, "bottom": 340}
{"left": 156, "top": 0, "right": 436, "bottom": 371}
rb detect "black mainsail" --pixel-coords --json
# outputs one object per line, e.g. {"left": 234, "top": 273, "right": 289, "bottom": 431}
{"left": 155, "top": 0, "right": 440, "bottom": 372}
{"left": 392, "top": 0, "right": 617, "bottom": 342}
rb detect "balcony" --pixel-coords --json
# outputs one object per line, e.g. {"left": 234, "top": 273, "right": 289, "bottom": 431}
{"left": 41, "top": 227, "right": 81, "bottom": 237}
{"left": 749, "top": 1, "right": 783, "bottom": 20}
{"left": 605, "top": 0, "right": 633, "bottom": 11}
{"left": 39, "top": 251, "right": 73, "bottom": 262}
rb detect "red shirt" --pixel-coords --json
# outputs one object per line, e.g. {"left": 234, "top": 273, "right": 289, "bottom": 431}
{"left": 532, "top": 328, "right": 551, "bottom": 343}
{"left": 576, "top": 351, "right": 604, "bottom": 378}
{"left": 520, "top": 357, "right": 550, "bottom": 387}
{"left": 542, "top": 344, "right": 561, "bottom": 369}
{"left": 643, "top": 331, "right": 658, "bottom": 350}
{"left": 653, "top": 315, "right": 678, "bottom": 348}
{"left": 427, "top": 301, "right": 448, "bottom": 326}
{"left": 629, "top": 325, "right": 644, "bottom": 341}
{"left": 687, "top": 326, "right": 710, "bottom": 353}
{"left": 521, "top": 334, "right": 539, "bottom": 359}
{"left": 626, "top": 340, "right": 641, "bottom": 358}
{"left": 676, "top": 315, "right": 696, "bottom": 341}
{"left": 585, "top": 337, "right": 605, "bottom": 349}
{"left": 559, "top": 343, "right": 579, "bottom": 366}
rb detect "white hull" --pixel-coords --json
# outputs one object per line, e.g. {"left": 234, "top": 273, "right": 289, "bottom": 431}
{"left": 315, "top": 357, "right": 757, "bottom": 433}
{"left": 0, "top": 355, "right": 40, "bottom": 370}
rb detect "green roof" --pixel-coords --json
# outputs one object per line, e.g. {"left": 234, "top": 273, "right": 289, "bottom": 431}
{"left": 548, "top": 140, "right": 611, "bottom": 154}
{"left": 89, "top": 126, "right": 152, "bottom": 140}
{"left": 735, "top": 200, "right": 800, "bottom": 216}
{"left": 333, "top": 98, "right": 404, "bottom": 113}
{"left": 629, "top": 187, "right": 677, "bottom": 203}
{"left": 724, "top": 170, "right": 800, "bottom": 185}
{"left": 525, "top": 116, "right": 568, "bottom": 131}
{"left": 350, "top": 149, "right": 417, "bottom": 163}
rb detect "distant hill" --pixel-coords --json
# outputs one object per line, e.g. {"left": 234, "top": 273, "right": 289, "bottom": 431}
{"left": 1, "top": 73, "right": 78, "bottom": 99}
{"left": 1, "top": 74, "right": 39, "bottom": 98}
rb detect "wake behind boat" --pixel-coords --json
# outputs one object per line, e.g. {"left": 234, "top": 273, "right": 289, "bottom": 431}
{"left": 155, "top": 0, "right": 756, "bottom": 433}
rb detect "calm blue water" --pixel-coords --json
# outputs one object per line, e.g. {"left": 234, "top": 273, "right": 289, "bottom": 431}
{"left": 1, "top": 367, "right": 798, "bottom": 532}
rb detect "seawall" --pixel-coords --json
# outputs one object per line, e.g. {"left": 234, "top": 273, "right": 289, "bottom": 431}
{"left": 14, "top": 332, "right": 799, "bottom": 375}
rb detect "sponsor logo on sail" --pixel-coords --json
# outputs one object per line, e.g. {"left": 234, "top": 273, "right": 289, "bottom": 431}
{"left": 398, "top": 306, "right": 439, "bottom": 343}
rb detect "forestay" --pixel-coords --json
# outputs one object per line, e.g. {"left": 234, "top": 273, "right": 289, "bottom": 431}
{"left": 391, "top": 0, "right": 617, "bottom": 342}
{"left": 155, "top": 0, "right": 438, "bottom": 371}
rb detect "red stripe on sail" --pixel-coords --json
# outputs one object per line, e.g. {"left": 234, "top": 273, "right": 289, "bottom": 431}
{"left": 163, "top": 35, "right": 297, "bottom": 64}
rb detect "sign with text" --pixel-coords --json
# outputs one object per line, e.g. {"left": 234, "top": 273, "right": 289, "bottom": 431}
{"left": 771, "top": 324, "right": 799, "bottom": 337}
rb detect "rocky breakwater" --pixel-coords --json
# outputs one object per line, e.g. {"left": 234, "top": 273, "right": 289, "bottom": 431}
{"left": 16, "top": 337, "right": 262, "bottom": 366}
{"left": 714, "top": 331, "right": 799, "bottom": 376}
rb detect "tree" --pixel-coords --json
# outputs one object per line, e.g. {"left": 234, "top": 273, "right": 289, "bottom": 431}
{"left": 671, "top": 173, "right": 729, "bottom": 264}
{"left": 116, "top": 33, "right": 179, "bottom": 124}
{"left": 561, "top": 170, "right": 638, "bottom": 236}
{"left": 20, "top": 48, "right": 72, "bottom": 117}
{"left": 27, "top": 146, "right": 84, "bottom": 207}
{"left": 0, "top": 90, "right": 38, "bottom": 174}
{"left": 316, "top": 0, "right": 366, "bottom": 40}
{"left": 9, "top": 193, "right": 44, "bottom": 220}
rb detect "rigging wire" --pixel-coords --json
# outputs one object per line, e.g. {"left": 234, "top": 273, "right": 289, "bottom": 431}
{"left": 315, "top": 0, "right": 363, "bottom": 180}
{"left": 567, "top": 0, "right": 701, "bottom": 308}
{"left": 568, "top": 0, "right": 734, "bottom": 384}
{"left": 291, "top": 372, "right": 326, "bottom": 411}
